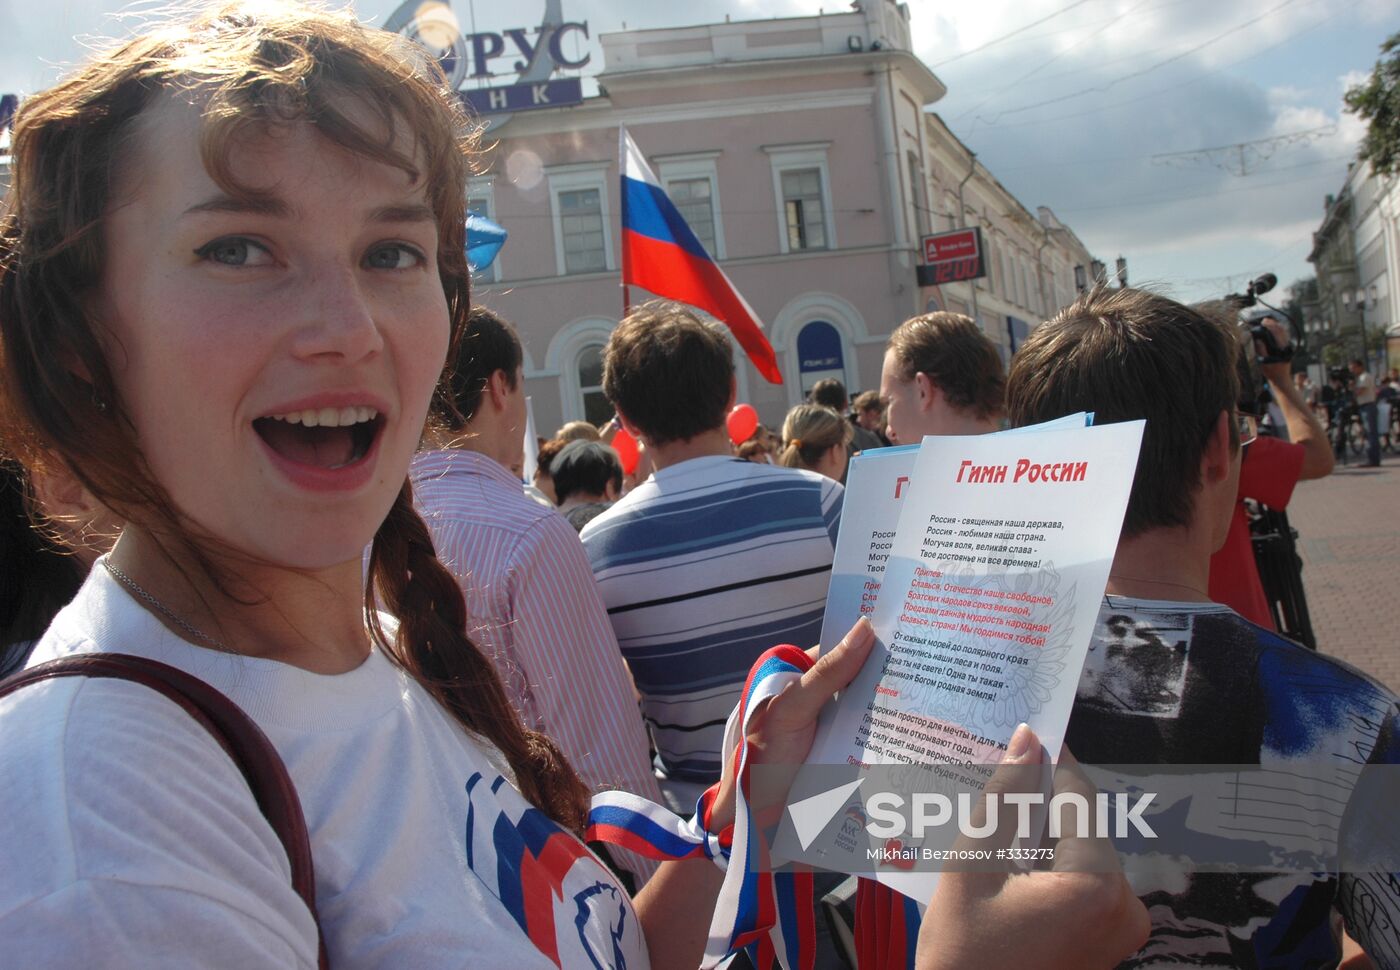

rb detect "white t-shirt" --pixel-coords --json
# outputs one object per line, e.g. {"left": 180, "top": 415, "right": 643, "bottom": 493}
{"left": 1355, "top": 370, "right": 1377, "bottom": 405}
{"left": 0, "top": 564, "right": 649, "bottom": 969}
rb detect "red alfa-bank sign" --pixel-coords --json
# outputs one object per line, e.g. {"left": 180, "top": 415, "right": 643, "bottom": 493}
{"left": 916, "top": 227, "right": 987, "bottom": 287}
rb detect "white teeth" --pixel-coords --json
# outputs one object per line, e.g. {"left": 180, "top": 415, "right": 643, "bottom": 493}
{"left": 268, "top": 407, "right": 380, "bottom": 428}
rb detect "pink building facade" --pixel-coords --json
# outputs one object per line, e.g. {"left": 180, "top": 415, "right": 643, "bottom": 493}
{"left": 459, "top": 1, "right": 1106, "bottom": 434}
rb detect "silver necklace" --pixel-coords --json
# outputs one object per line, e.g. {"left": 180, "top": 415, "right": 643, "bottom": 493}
{"left": 1107, "top": 574, "right": 1208, "bottom": 599}
{"left": 102, "top": 559, "right": 231, "bottom": 651}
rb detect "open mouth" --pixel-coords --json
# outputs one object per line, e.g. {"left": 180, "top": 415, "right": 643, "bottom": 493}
{"left": 253, "top": 406, "right": 384, "bottom": 470}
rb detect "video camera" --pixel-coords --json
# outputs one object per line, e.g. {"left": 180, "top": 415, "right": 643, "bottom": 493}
{"left": 1226, "top": 273, "right": 1293, "bottom": 365}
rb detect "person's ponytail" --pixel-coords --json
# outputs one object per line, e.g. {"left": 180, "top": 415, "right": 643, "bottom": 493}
{"left": 777, "top": 440, "right": 805, "bottom": 468}
{"left": 780, "top": 404, "right": 849, "bottom": 472}
{"left": 366, "top": 481, "right": 591, "bottom": 833}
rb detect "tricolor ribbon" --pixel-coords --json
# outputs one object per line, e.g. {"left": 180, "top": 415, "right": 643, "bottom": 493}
{"left": 586, "top": 644, "right": 814, "bottom": 968}
{"left": 586, "top": 644, "right": 923, "bottom": 970}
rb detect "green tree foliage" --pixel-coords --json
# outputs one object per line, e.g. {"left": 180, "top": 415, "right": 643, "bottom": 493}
{"left": 1345, "top": 32, "right": 1400, "bottom": 175}
{"left": 1318, "top": 324, "right": 1385, "bottom": 368}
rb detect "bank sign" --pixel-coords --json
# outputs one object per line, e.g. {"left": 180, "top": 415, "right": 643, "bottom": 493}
{"left": 385, "top": 0, "right": 588, "bottom": 125}
{"left": 916, "top": 227, "right": 988, "bottom": 287}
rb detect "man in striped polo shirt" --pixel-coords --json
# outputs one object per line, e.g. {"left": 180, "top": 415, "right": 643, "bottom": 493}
{"left": 581, "top": 302, "right": 844, "bottom": 810}
{"left": 410, "top": 307, "right": 663, "bottom": 862}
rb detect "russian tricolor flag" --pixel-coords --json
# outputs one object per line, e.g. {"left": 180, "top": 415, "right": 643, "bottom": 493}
{"left": 620, "top": 127, "right": 783, "bottom": 384}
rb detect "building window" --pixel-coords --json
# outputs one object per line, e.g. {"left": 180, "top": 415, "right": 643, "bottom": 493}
{"left": 669, "top": 177, "right": 718, "bottom": 255}
{"left": 657, "top": 151, "right": 725, "bottom": 260}
{"left": 546, "top": 163, "right": 614, "bottom": 277}
{"left": 560, "top": 189, "right": 606, "bottom": 274}
{"left": 576, "top": 344, "right": 612, "bottom": 426}
{"left": 782, "top": 169, "right": 827, "bottom": 251}
{"left": 764, "top": 142, "right": 834, "bottom": 255}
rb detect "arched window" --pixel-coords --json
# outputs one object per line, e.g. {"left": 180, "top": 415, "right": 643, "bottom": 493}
{"left": 576, "top": 344, "right": 612, "bottom": 426}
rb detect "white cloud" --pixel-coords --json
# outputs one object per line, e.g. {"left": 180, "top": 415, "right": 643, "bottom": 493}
{"left": 1339, "top": 68, "right": 1370, "bottom": 90}
{"left": 1268, "top": 85, "right": 1308, "bottom": 105}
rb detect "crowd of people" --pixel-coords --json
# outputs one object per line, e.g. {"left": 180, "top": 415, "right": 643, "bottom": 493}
{"left": 0, "top": 3, "right": 1397, "bottom": 969}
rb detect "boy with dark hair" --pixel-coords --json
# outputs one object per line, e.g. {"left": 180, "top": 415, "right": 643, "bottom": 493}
{"left": 551, "top": 440, "right": 622, "bottom": 532}
{"left": 880, "top": 311, "right": 1004, "bottom": 444}
{"left": 1007, "top": 289, "right": 1239, "bottom": 537}
{"left": 601, "top": 302, "right": 735, "bottom": 446}
{"left": 850, "top": 389, "right": 890, "bottom": 446}
{"left": 810, "top": 378, "right": 883, "bottom": 456}
{"left": 808, "top": 378, "right": 845, "bottom": 410}
{"left": 437, "top": 305, "right": 524, "bottom": 427}
{"left": 412, "top": 307, "right": 662, "bottom": 874}
{"left": 583, "top": 300, "right": 844, "bottom": 808}
{"left": 1006, "top": 287, "right": 1399, "bottom": 967}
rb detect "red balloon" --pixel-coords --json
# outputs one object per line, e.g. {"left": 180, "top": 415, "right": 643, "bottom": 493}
{"left": 727, "top": 404, "right": 759, "bottom": 446}
{"left": 612, "top": 427, "right": 641, "bottom": 476}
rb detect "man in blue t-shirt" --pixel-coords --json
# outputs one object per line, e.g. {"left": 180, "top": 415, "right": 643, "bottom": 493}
{"left": 581, "top": 301, "right": 843, "bottom": 811}
{"left": 1005, "top": 287, "right": 1400, "bottom": 968}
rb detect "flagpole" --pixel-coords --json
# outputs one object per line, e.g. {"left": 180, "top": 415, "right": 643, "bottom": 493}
{"left": 619, "top": 124, "right": 631, "bottom": 320}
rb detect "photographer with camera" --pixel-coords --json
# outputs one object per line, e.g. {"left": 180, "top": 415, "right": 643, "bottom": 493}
{"left": 1202, "top": 299, "right": 1333, "bottom": 634}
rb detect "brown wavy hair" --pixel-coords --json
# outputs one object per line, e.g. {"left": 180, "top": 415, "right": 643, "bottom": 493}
{"left": 603, "top": 301, "right": 735, "bottom": 446}
{"left": 1005, "top": 286, "right": 1239, "bottom": 540}
{"left": 887, "top": 312, "right": 1005, "bottom": 421}
{"left": 0, "top": 1, "right": 589, "bottom": 832}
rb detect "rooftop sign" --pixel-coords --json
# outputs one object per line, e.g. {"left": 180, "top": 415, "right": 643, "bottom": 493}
{"left": 384, "top": 0, "right": 588, "bottom": 126}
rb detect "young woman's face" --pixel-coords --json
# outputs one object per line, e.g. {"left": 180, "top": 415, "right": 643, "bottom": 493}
{"left": 816, "top": 440, "right": 847, "bottom": 482}
{"left": 98, "top": 96, "right": 450, "bottom": 569}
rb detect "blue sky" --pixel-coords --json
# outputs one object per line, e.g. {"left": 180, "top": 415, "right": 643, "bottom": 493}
{"left": 3, "top": 0, "right": 1395, "bottom": 303}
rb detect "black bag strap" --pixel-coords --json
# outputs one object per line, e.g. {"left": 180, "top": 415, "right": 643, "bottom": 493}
{"left": 1, "top": 654, "right": 329, "bottom": 969}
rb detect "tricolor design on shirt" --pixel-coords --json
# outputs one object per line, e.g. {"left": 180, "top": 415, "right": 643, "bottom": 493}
{"left": 619, "top": 127, "right": 782, "bottom": 384}
{"left": 466, "top": 772, "right": 638, "bottom": 969}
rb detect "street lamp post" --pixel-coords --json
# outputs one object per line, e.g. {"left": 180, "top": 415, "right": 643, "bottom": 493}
{"left": 1341, "top": 287, "right": 1373, "bottom": 371}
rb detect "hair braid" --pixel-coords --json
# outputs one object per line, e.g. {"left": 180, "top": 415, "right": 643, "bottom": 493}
{"left": 366, "top": 480, "right": 591, "bottom": 834}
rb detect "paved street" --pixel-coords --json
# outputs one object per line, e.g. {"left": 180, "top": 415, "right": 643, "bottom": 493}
{"left": 1288, "top": 459, "right": 1399, "bottom": 692}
